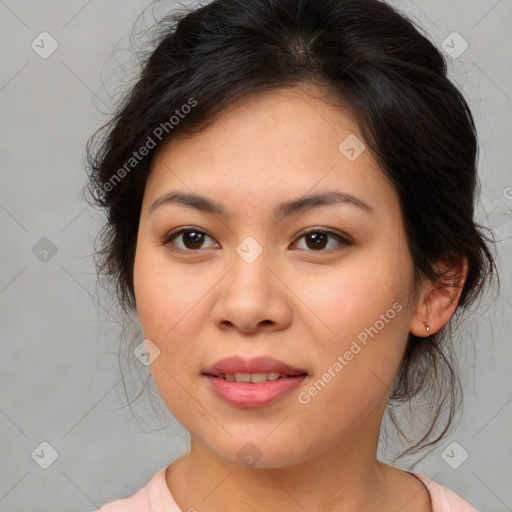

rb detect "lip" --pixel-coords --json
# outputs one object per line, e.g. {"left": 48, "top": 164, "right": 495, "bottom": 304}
{"left": 203, "top": 356, "right": 307, "bottom": 376}
{"left": 202, "top": 356, "right": 308, "bottom": 408}
{"left": 205, "top": 375, "right": 306, "bottom": 408}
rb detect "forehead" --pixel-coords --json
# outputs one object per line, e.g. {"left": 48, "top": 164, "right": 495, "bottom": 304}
{"left": 145, "top": 85, "right": 398, "bottom": 219}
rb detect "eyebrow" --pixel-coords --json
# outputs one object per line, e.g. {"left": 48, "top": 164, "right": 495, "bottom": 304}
{"left": 149, "top": 189, "right": 375, "bottom": 219}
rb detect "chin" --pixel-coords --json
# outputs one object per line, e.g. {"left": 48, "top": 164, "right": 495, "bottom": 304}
{"left": 200, "top": 434, "right": 309, "bottom": 470}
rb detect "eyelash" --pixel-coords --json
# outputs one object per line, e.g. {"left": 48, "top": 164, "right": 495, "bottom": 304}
{"left": 161, "top": 227, "right": 352, "bottom": 254}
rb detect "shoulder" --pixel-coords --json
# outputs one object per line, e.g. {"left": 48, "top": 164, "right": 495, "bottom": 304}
{"left": 92, "top": 484, "right": 149, "bottom": 512}
{"left": 92, "top": 467, "right": 180, "bottom": 512}
{"left": 413, "top": 473, "right": 479, "bottom": 512}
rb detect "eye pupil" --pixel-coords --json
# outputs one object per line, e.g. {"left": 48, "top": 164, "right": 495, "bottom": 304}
{"left": 184, "top": 231, "right": 204, "bottom": 249}
{"left": 306, "top": 232, "right": 328, "bottom": 250}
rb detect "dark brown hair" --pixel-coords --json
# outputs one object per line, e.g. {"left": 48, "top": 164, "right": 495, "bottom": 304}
{"left": 85, "top": 0, "right": 499, "bottom": 461}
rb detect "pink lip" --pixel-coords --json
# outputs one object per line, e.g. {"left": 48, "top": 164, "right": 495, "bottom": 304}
{"left": 202, "top": 356, "right": 308, "bottom": 408}
{"left": 203, "top": 356, "right": 306, "bottom": 376}
{"left": 204, "top": 375, "right": 307, "bottom": 408}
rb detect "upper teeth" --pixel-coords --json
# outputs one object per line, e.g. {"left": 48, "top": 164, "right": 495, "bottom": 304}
{"left": 221, "top": 372, "right": 289, "bottom": 383}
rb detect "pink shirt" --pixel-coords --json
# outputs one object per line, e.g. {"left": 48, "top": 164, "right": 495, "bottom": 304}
{"left": 94, "top": 468, "right": 478, "bottom": 511}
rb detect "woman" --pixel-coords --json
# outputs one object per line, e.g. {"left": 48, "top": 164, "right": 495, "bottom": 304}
{"left": 87, "top": 0, "right": 498, "bottom": 510}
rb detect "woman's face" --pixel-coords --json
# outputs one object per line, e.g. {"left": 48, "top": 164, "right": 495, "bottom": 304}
{"left": 133, "top": 85, "right": 424, "bottom": 468}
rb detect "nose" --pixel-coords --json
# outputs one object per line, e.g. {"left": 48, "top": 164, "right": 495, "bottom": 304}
{"left": 211, "top": 247, "right": 293, "bottom": 335}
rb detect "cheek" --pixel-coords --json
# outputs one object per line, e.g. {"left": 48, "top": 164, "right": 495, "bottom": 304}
{"left": 296, "top": 291, "right": 408, "bottom": 437}
{"left": 133, "top": 245, "right": 215, "bottom": 387}
{"left": 301, "top": 254, "right": 413, "bottom": 398}
{"left": 133, "top": 243, "right": 202, "bottom": 339}
{"left": 304, "top": 259, "right": 410, "bottom": 342}
{"left": 133, "top": 247, "right": 205, "bottom": 419}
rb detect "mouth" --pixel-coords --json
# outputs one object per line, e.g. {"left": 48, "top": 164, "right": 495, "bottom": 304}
{"left": 202, "top": 356, "right": 308, "bottom": 408}
{"left": 204, "top": 371, "right": 307, "bottom": 382}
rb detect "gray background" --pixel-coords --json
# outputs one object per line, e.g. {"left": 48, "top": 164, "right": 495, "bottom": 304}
{"left": 0, "top": 1, "right": 511, "bottom": 510}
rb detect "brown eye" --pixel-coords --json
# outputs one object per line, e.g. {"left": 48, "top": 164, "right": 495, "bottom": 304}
{"left": 304, "top": 232, "right": 329, "bottom": 250}
{"left": 163, "top": 228, "right": 218, "bottom": 251}
{"left": 293, "top": 229, "right": 351, "bottom": 252}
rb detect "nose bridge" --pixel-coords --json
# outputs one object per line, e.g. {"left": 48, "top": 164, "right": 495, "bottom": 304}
{"left": 212, "top": 237, "right": 290, "bottom": 332}
{"left": 229, "top": 235, "right": 272, "bottom": 297}
{"left": 235, "top": 234, "right": 267, "bottom": 268}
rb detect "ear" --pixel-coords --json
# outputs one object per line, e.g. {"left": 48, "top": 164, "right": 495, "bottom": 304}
{"left": 409, "top": 255, "right": 469, "bottom": 337}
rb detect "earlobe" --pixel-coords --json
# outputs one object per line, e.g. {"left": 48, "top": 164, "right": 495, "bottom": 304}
{"left": 409, "top": 256, "right": 468, "bottom": 337}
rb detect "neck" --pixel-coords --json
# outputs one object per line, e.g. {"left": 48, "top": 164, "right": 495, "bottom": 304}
{"left": 167, "top": 433, "right": 395, "bottom": 511}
